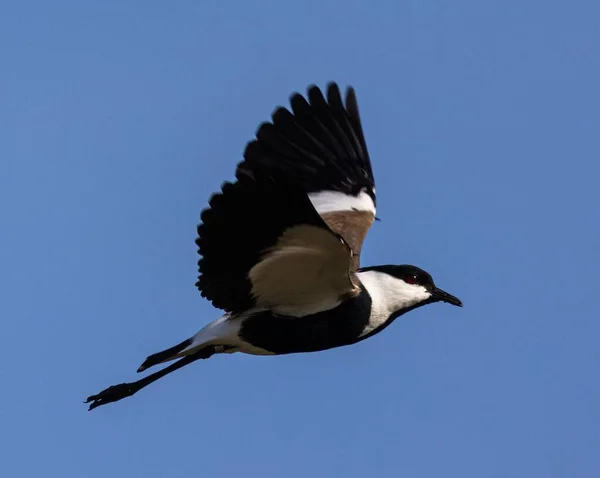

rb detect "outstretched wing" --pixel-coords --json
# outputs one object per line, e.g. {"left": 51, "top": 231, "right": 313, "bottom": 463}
{"left": 236, "top": 82, "right": 376, "bottom": 270}
{"left": 195, "top": 170, "right": 359, "bottom": 316}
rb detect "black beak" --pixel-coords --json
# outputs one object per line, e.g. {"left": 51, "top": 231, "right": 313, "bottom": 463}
{"left": 431, "top": 287, "right": 463, "bottom": 307}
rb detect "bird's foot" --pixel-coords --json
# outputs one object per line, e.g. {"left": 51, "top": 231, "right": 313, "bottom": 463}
{"left": 85, "top": 382, "right": 137, "bottom": 411}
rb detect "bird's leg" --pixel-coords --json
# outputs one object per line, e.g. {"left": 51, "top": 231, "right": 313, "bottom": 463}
{"left": 85, "top": 345, "right": 217, "bottom": 411}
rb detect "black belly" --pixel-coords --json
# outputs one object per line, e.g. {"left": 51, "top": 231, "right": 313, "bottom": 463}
{"left": 239, "top": 292, "right": 373, "bottom": 354}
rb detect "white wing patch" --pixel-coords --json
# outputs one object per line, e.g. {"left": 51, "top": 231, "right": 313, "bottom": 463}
{"left": 248, "top": 225, "right": 356, "bottom": 317}
{"left": 308, "top": 190, "right": 376, "bottom": 215}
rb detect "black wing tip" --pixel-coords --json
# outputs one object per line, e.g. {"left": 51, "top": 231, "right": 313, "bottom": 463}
{"left": 303, "top": 83, "right": 363, "bottom": 130}
{"left": 280, "top": 82, "right": 361, "bottom": 132}
{"left": 307, "top": 85, "right": 327, "bottom": 108}
{"left": 286, "top": 81, "right": 355, "bottom": 105}
{"left": 242, "top": 80, "right": 373, "bottom": 190}
{"left": 271, "top": 106, "right": 293, "bottom": 124}
{"left": 344, "top": 87, "right": 359, "bottom": 115}
{"left": 295, "top": 82, "right": 356, "bottom": 103}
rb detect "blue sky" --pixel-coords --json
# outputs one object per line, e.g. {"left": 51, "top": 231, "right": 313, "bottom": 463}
{"left": 1, "top": 0, "right": 599, "bottom": 476}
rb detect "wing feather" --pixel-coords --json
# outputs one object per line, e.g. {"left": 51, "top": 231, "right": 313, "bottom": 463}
{"left": 195, "top": 170, "right": 357, "bottom": 315}
{"left": 236, "top": 82, "right": 376, "bottom": 270}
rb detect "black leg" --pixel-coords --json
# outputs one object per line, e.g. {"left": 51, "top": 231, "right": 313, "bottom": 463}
{"left": 85, "top": 345, "right": 216, "bottom": 411}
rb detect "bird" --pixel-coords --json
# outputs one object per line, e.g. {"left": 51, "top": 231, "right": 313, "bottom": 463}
{"left": 85, "top": 82, "right": 462, "bottom": 411}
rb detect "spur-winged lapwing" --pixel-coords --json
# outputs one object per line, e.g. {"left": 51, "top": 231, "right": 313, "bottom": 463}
{"left": 86, "top": 82, "right": 462, "bottom": 411}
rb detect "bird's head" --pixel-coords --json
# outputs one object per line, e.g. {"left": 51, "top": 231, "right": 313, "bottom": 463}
{"left": 390, "top": 265, "right": 462, "bottom": 308}
{"left": 359, "top": 264, "right": 463, "bottom": 312}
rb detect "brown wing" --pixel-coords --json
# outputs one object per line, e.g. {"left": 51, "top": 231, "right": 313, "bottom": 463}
{"left": 319, "top": 210, "right": 374, "bottom": 271}
{"left": 236, "top": 82, "right": 376, "bottom": 271}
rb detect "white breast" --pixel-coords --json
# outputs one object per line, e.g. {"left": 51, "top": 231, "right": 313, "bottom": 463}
{"left": 356, "top": 270, "right": 432, "bottom": 337}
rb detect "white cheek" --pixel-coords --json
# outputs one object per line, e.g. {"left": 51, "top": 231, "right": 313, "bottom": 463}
{"left": 394, "top": 282, "right": 431, "bottom": 308}
{"left": 357, "top": 271, "right": 432, "bottom": 336}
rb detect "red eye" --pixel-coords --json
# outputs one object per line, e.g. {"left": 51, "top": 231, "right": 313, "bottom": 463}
{"left": 406, "top": 274, "right": 418, "bottom": 285}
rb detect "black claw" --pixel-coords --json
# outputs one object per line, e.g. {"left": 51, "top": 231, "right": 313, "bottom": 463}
{"left": 85, "top": 383, "right": 137, "bottom": 411}
{"left": 85, "top": 347, "right": 211, "bottom": 411}
{"left": 85, "top": 393, "right": 100, "bottom": 403}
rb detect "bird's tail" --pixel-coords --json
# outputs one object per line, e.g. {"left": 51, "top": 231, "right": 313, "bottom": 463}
{"left": 136, "top": 338, "right": 193, "bottom": 373}
{"left": 137, "top": 314, "right": 239, "bottom": 373}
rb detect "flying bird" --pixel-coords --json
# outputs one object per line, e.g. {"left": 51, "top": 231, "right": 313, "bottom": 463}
{"left": 86, "top": 82, "right": 462, "bottom": 411}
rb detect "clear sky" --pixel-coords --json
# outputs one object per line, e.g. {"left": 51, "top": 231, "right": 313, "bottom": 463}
{"left": 1, "top": 1, "right": 599, "bottom": 477}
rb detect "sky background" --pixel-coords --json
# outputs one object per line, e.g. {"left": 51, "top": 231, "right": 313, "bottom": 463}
{"left": 1, "top": 1, "right": 599, "bottom": 477}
